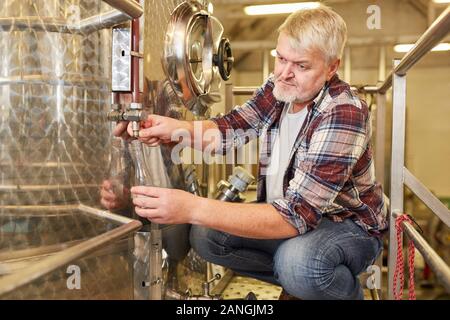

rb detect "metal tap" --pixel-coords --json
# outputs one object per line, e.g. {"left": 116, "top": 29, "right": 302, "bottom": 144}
{"left": 107, "top": 102, "right": 147, "bottom": 138}
{"left": 215, "top": 166, "right": 255, "bottom": 202}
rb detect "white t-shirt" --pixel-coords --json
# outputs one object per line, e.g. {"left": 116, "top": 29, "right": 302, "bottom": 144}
{"left": 266, "top": 103, "right": 308, "bottom": 203}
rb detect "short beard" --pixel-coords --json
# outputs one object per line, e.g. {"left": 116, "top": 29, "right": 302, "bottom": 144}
{"left": 273, "top": 83, "right": 298, "bottom": 103}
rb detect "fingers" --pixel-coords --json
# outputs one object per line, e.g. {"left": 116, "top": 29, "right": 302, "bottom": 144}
{"left": 132, "top": 196, "right": 159, "bottom": 209}
{"left": 113, "top": 121, "right": 129, "bottom": 138}
{"left": 127, "top": 121, "right": 135, "bottom": 138}
{"left": 134, "top": 206, "right": 161, "bottom": 219}
{"left": 131, "top": 186, "right": 163, "bottom": 197}
{"left": 101, "top": 180, "right": 112, "bottom": 189}
{"left": 101, "top": 198, "right": 120, "bottom": 210}
{"left": 100, "top": 188, "right": 117, "bottom": 202}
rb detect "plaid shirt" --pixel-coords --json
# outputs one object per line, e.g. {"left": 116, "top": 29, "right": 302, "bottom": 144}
{"left": 211, "top": 74, "right": 388, "bottom": 237}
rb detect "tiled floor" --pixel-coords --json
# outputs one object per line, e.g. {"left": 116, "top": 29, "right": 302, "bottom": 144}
{"left": 221, "top": 276, "right": 282, "bottom": 300}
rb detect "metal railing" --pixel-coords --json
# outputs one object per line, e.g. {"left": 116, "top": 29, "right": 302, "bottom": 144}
{"left": 227, "top": 5, "right": 450, "bottom": 300}
{"left": 0, "top": 204, "right": 142, "bottom": 297}
{"left": 356, "top": 5, "right": 450, "bottom": 300}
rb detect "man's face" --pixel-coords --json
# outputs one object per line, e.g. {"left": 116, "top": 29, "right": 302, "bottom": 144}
{"left": 273, "top": 32, "right": 336, "bottom": 104}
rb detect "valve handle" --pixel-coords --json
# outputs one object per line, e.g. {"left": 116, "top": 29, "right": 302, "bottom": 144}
{"left": 213, "top": 38, "right": 234, "bottom": 81}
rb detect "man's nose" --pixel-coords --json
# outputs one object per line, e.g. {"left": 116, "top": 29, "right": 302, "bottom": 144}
{"left": 280, "top": 62, "right": 295, "bottom": 80}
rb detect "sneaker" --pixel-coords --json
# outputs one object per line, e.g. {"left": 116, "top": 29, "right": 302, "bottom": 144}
{"left": 278, "top": 289, "right": 302, "bottom": 300}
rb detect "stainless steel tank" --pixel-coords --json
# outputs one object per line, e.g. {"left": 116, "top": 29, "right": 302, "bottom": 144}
{"left": 0, "top": 0, "right": 138, "bottom": 299}
{"left": 0, "top": 0, "right": 112, "bottom": 207}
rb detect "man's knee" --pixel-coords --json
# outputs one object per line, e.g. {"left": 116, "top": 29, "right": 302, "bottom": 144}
{"left": 274, "top": 239, "right": 363, "bottom": 300}
{"left": 274, "top": 239, "right": 337, "bottom": 299}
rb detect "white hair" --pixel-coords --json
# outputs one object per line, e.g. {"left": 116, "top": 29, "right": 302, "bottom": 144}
{"left": 278, "top": 6, "right": 347, "bottom": 62}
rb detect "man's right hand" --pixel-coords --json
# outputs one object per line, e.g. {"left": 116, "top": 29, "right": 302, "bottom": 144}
{"left": 100, "top": 180, "right": 129, "bottom": 210}
{"left": 113, "top": 114, "right": 192, "bottom": 147}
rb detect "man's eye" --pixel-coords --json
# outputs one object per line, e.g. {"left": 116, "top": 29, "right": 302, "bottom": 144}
{"left": 297, "top": 64, "right": 306, "bottom": 69}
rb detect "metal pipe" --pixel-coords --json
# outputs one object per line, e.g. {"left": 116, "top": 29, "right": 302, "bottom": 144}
{"left": 79, "top": 10, "right": 133, "bottom": 33}
{"left": 232, "top": 86, "right": 258, "bottom": 96}
{"left": 377, "top": 72, "right": 393, "bottom": 94}
{"left": 388, "top": 60, "right": 406, "bottom": 300}
{"left": 131, "top": 11, "right": 140, "bottom": 103}
{"left": 395, "top": 6, "right": 450, "bottom": 76}
{"left": 375, "top": 93, "right": 387, "bottom": 189}
{"left": 344, "top": 47, "right": 351, "bottom": 83}
{"left": 0, "top": 9, "right": 139, "bottom": 34}
{"left": 0, "top": 219, "right": 142, "bottom": 297}
{"left": 401, "top": 220, "right": 450, "bottom": 294}
{"left": 102, "top": 0, "right": 144, "bottom": 19}
{"left": 403, "top": 168, "right": 450, "bottom": 228}
{"left": 0, "top": 17, "right": 72, "bottom": 33}
{"left": 362, "top": 85, "right": 382, "bottom": 93}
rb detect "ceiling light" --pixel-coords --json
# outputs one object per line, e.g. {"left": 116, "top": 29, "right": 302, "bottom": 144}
{"left": 270, "top": 49, "right": 277, "bottom": 57}
{"left": 394, "top": 43, "right": 450, "bottom": 53}
{"left": 207, "top": 2, "right": 214, "bottom": 14}
{"left": 432, "top": 0, "right": 450, "bottom": 4}
{"left": 244, "top": 2, "right": 320, "bottom": 16}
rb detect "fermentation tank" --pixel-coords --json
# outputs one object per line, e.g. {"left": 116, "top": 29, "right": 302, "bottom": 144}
{"left": 0, "top": 0, "right": 232, "bottom": 299}
{"left": 0, "top": 0, "right": 141, "bottom": 299}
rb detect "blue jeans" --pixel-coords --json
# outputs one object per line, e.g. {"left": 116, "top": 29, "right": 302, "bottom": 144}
{"left": 190, "top": 218, "right": 382, "bottom": 300}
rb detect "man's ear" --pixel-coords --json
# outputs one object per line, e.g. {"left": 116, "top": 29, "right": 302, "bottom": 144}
{"left": 327, "top": 59, "right": 340, "bottom": 81}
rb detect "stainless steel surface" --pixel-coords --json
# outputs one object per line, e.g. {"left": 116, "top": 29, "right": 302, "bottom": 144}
{"left": 133, "top": 230, "right": 151, "bottom": 300}
{"left": 403, "top": 168, "right": 450, "bottom": 228}
{"left": 1, "top": 238, "right": 134, "bottom": 299}
{"left": 102, "top": 0, "right": 144, "bottom": 19}
{"left": 401, "top": 219, "right": 450, "bottom": 294}
{"left": 149, "top": 225, "right": 163, "bottom": 299}
{"left": 377, "top": 71, "right": 393, "bottom": 95}
{"left": 0, "top": 205, "right": 141, "bottom": 298}
{"left": 162, "top": 1, "right": 228, "bottom": 116}
{"left": 79, "top": 10, "right": 134, "bottom": 33}
{"left": 0, "top": 0, "right": 142, "bottom": 299}
{"left": 375, "top": 93, "right": 386, "bottom": 189}
{"left": 0, "top": 0, "right": 112, "bottom": 207}
{"left": 388, "top": 60, "right": 405, "bottom": 300}
{"left": 232, "top": 86, "right": 258, "bottom": 95}
{"left": 0, "top": 10, "right": 135, "bottom": 34}
{"left": 215, "top": 167, "right": 255, "bottom": 202}
{"left": 112, "top": 27, "right": 132, "bottom": 91}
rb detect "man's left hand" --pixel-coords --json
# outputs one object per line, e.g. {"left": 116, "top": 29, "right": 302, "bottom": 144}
{"left": 131, "top": 186, "right": 197, "bottom": 224}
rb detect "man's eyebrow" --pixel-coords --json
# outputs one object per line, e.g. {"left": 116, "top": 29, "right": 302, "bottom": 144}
{"left": 275, "top": 51, "right": 310, "bottom": 64}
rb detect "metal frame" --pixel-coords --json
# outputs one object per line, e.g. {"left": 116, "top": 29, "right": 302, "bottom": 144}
{"left": 356, "top": 6, "right": 450, "bottom": 299}
{"left": 0, "top": 204, "right": 142, "bottom": 297}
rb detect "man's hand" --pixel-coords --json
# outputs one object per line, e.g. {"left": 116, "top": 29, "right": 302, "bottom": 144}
{"left": 100, "top": 180, "right": 130, "bottom": 210}
{"left": 131, "top": 186, "right": 197, "bottom": 224}
{"left": 113, "top": 121, "right": 133, "bottom": 140}
{"left": 125, "top": 115, "right": 191, "bottom": 147}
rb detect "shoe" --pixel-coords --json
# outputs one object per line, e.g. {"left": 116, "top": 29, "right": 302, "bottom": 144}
{"left": 278, "top": 289, "right": 302, "bottom": 300}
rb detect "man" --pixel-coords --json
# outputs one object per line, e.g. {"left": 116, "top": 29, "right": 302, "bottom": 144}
{"left": 109, "top": 6, "right": 388, "bottom": 300}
